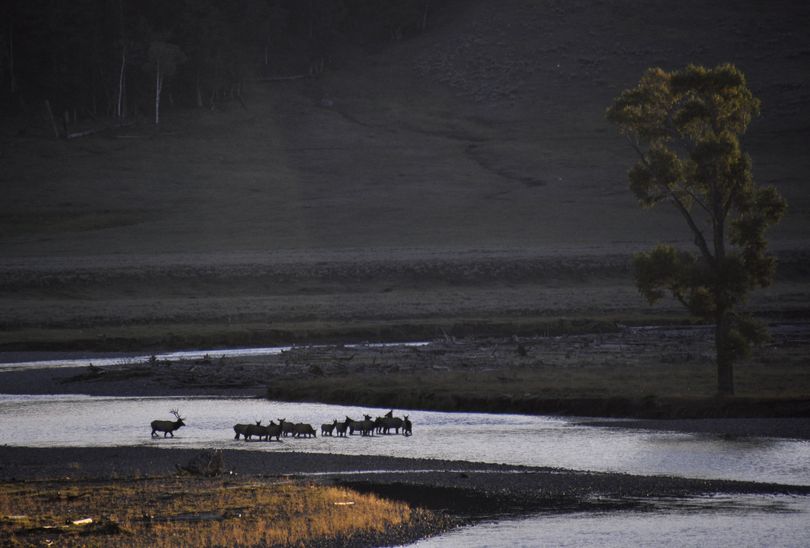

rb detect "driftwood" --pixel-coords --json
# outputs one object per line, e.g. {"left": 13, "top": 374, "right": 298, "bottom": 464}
{"left": 176, "top": 450, "right": 224, "bottom": 477}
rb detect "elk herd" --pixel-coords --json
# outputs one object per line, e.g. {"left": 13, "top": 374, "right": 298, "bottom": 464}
{"left": 150, "top": 409, "right": 412, "bottom": 440}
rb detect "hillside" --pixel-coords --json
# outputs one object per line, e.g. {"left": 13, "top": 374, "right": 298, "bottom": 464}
{"left": 2, "top": 0, "right": 809, "bottom": 350}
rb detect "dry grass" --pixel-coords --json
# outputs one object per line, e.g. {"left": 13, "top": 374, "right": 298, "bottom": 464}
{"left": 0, "top": 478, "right": 422, "bottom": 547}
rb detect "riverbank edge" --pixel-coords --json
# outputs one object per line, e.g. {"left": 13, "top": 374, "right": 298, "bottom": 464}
{"left": 265, "top": 390, "right": 810, "bottom": 422}
{"left": 2, "top": 362, "right": 810, "bottom": 426}
{"left": 2, "top": 447, "right": 808, "bottom": 520}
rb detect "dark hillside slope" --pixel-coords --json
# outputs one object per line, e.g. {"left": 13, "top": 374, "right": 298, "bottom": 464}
{"left": 2, "top": 0, "right": 808, "bottom": 256}
{"left": 1, "top": 0, "right": 809, "bottom": 349}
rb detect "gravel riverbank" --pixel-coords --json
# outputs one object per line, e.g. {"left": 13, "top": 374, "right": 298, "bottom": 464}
{"left": 2, "top": 446, "right": 808, "bottom": 520}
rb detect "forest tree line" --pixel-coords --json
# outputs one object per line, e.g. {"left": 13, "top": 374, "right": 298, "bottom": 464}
{"left": 0, "top": 0, "right": 445, "bottom": 129}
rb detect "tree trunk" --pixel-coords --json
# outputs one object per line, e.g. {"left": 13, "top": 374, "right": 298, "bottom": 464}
{"left": 195, "top": 71, "right": 203, "bottom": 108}
{"left": 154, "top": 59, "right": 161, "bottom": 125}
{"left": 116, "top": 47, "right": 126, "bottom": 118}
{"left": 44, "top": 99, "right": 60, "bottom": 139}
{"left": 421, "top": 0, "right": 431, "bottom": 32}
{"left": 715, "top": 313, "right": 735, "bottom": 396}
{"left": 309, "top": 0, "right": 315, "bottom": 39}
{"left": 116, "top": 0, "right": 126, "bottom": 118}
{"left": 8, "top": 18, "right": 15, "bottom": 94}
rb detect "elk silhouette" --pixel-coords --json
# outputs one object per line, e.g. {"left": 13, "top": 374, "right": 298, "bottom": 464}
{"left": 281, "top": 421, "right": 296, "bottom": 437}
{"left": 294, "top": 423, "right": 317, "bottom": 438}
{"left": 234, "top": 420, "right": 261, "bottom": 440}
{"left": 151, "top": 409, "right": 186, "bottom": 438}
{"left": 264, "top": 418, "right": 286, "bottom": 441}
{"left": 245, "top": 421, "right": 268, "bottom": 441}
{"left": 335, "top": 419, "right": 349, "bottom": 437}
{"left": 321, "top": 419, "right": 338, "bottom": 436}
{"left": 403, "top": 415, "right": 412, "bottom": 436}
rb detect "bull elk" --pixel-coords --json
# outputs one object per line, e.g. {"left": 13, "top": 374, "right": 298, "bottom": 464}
{"left": 150, "top": 409, "right": 186, "bottom": 438}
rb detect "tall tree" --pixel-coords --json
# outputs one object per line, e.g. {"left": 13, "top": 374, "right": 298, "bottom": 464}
{"left": 607, "top": 64, "right": 786, "bottom": 395}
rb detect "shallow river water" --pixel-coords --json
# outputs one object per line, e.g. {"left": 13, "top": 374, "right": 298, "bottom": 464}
{"left": 1, "top": 395, "right": 808, "bottom": 485}
{"left": 411, "top": 494, "right": 810, "bottom": 548}
{"left": 1, "top": 394, "right": 808, "bottom": 546}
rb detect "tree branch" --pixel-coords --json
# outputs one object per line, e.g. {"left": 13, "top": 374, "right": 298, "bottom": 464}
{"left": 627, "top": 137, "right": 716, "bottom": 265}
{"left": 672, "top": 180, "right": 712, "bottom": 215}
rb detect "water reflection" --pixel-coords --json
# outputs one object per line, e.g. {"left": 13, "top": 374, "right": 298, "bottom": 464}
{"left": 410, "top": 494, "right": 810, "bottom": 548}
{"left": 0, "top": 395, "right": 808, "bottom": 486}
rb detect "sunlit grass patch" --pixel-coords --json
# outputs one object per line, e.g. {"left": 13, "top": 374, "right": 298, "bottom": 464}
{"left": 0, "top": 477, "right": 425, "bottom": 547}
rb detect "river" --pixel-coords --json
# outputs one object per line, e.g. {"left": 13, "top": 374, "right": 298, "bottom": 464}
{"left": 1, "top": 394, "right": 808, "bottom": 546}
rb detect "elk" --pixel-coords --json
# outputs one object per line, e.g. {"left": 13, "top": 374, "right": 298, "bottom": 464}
{"left": 294, "top": 423, "right": 317, "bottom": 438}
{"left": 245, "top": 421, "right": 268, "bottom": 441}
{"left": 321, "top": 419, "right": 338, "bottom": 436}
{"left": 150, "top": 409, "right": 186, "bottom": 438}
{"left": 380, "top": 415, "right": 404, "bottom": 434}
{"left": 357, "top": 414, "right": 375, "bottom": 437}
{"left": 344, "top": 416, "right": 361, "bottom": 435}
{"left": 378, "top": 409, "right": 403, "bottom": 434}
{"left": 344, "top": 414, "right": 374, "bottom": 435}
{"left": 234, "top": 420, "right": 261, "bottom": 440}
{"left": 335, "top": 419, "right": 349, "bottom": 437}
{"left": 264, "top": 418, "right": 285, "bottom": 442}
{"left": 282, "top": 421, "right": 296, "bottom": 437}
{"left": 344, "top": 415, "right": 374, "bottom": 436}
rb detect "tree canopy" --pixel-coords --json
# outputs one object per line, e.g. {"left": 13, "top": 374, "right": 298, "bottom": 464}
{"left": 607, "top": 64, "right": 787, "bottom": 395}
